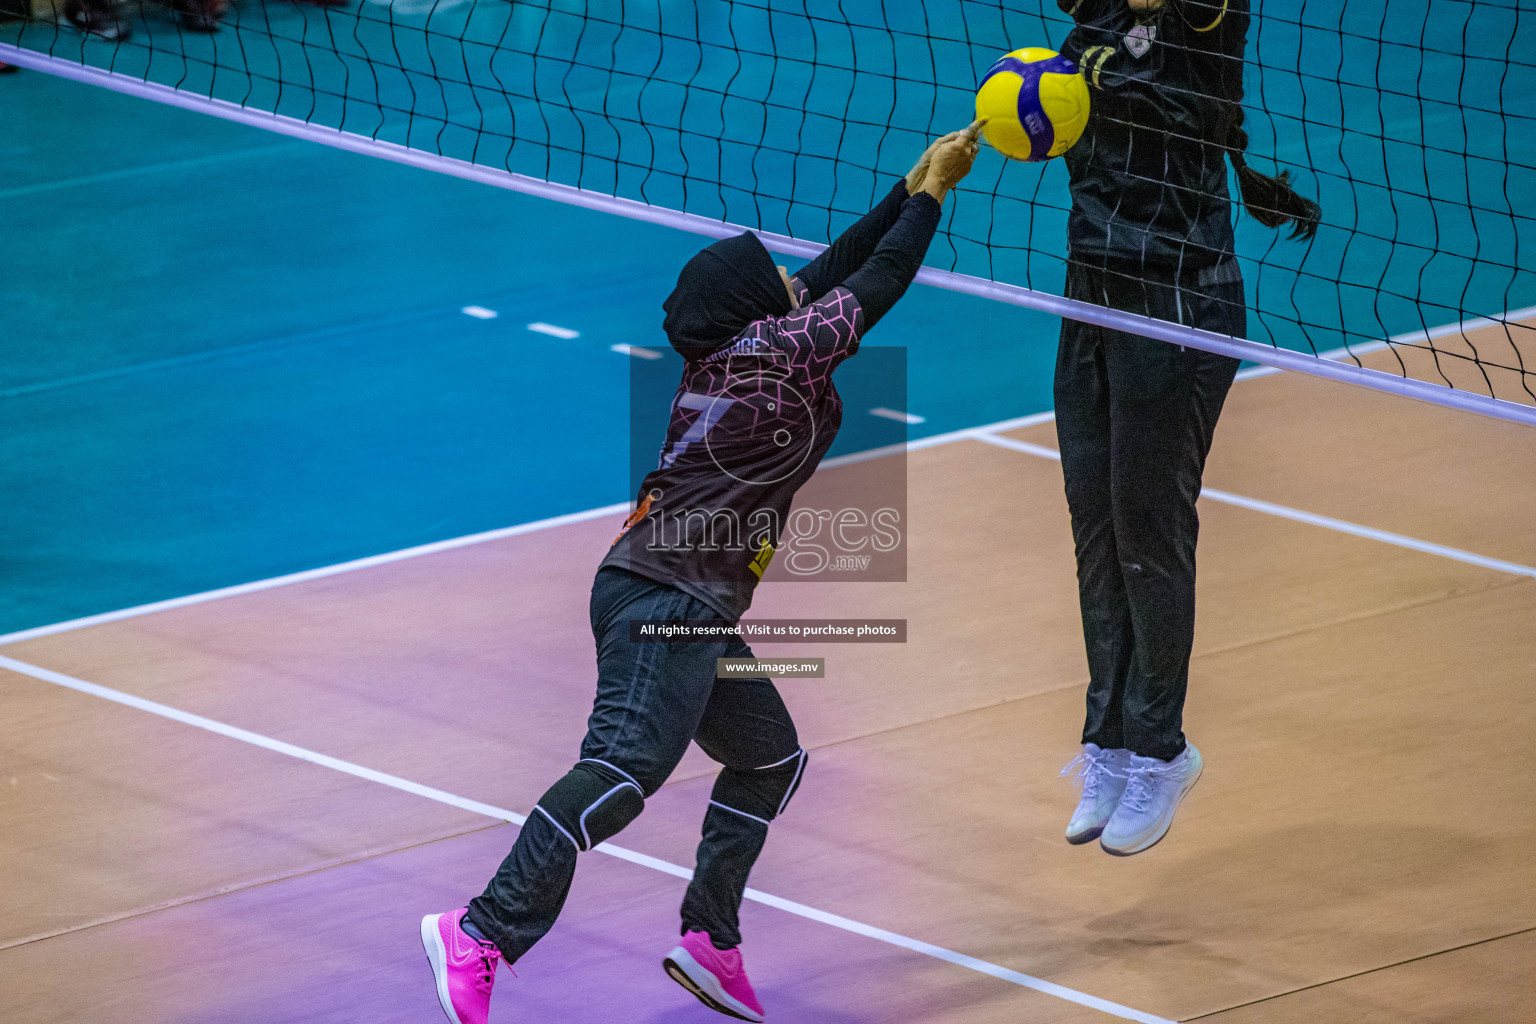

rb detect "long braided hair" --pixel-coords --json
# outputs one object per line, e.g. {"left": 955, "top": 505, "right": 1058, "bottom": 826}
{"left": 1178, "top": 0, "right": 1321, "bottom": 240}
{"left": 1220, "top": 90, "right": 1320, "bottom": 240}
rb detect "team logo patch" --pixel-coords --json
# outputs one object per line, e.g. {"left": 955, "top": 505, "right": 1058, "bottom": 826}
{"left": 748, "top": 537, "right": 776, "bottom": 579}
{"left": 1124, "top": 23, "right": 1156, "bottom": 58}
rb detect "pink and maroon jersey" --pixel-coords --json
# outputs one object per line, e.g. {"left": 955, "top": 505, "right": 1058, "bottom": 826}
{"left": 601, "top": 183, "right": 942, "bottom": 620}
{"left": 600, "top": 280, "right": 862, "bottom": 620}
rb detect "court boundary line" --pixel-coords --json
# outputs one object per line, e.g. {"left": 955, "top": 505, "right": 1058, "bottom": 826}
{"left": 0, "top": 140, "right": 306, "bottom": 203}
{"left": 0, "top": 412, "right": 1057, "bottom": 648}
{"left": 0, "top": 502, "right": 627, "bottom": 647}
{"left": 0, "top": 653, "right": 1174, "bottom": 1024}
{"left": 969, "top": 434, "right": 1536, "bottom": 579}
{"left": 4, "top": 396, "right": 1532, "bottom": 650}
{"left": 3, "top": 43, "right": 1534, "bottom": 426}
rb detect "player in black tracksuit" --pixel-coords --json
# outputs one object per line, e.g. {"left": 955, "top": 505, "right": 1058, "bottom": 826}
{"left": 1053, "top": 0, "right": 1318, "bottom": 855}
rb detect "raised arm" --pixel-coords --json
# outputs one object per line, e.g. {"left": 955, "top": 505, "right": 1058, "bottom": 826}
{"left": 792, "top": 127, "right": 980, "bottom": 304}
{"left": 839, "top": 126, "right": 981, "bottom": 332}
{"left": 791, "top": 180, "right": 911, "bottom": 305}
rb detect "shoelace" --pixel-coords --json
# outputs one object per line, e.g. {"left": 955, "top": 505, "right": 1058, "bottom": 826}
{"left": 1117, "top": 759, "right": 1180, "bottom": 814}
{"left": 1059, "top": 750, "right": 1120, "bottom": 798}
{"left": 474, "top": 943, "right": 501, "bottom": 994}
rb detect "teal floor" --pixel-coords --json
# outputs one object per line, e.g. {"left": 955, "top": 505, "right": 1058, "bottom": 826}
{"left": 1, "top": 70, "right": 1062, "bottom": 634}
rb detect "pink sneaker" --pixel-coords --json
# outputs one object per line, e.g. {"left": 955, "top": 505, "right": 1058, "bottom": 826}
{"left": 663, "top": 930, "right": 766, "bottom": 1022}
{"left": 420, "top": 908, "right": 501, "bottom": 1024}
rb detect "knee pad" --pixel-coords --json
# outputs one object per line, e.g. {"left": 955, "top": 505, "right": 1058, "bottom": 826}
{"left": 533, "top": 761, "right": 645, "bottom": 852}
{"left": 708, "top": 747, "right": 808, "bottom": 826}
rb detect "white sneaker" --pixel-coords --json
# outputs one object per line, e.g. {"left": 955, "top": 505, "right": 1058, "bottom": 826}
{"left": 1061, "top": 743, "right": 1130, "bottom": 844}
{"left": 1100, "top": 744, "right": 1203, "bottom": 856}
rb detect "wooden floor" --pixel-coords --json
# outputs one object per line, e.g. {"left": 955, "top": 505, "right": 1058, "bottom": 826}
{"left": 2, "top": 362, "right": 1534, "bottom": 1023}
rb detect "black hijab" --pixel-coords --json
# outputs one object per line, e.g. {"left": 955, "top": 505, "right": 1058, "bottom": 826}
{"left": 663, "top": 232, "right": 793, "bottom": 361}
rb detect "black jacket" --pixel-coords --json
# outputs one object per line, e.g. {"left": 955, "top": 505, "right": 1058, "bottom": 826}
{"left": 1060, "top": 0, "right": 1248, "bottom": 270}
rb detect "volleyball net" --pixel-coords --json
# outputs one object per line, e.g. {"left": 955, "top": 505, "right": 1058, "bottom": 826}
{"left": 4, "top": 0, "right": 1533, "bottom": 423}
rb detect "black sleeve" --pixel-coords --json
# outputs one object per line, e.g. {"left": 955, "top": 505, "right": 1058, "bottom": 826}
{"left": 792, "top": 178, "right": 912, "bottom": 304}
{"left": 1180, "top": 0, "right": 1248, "bottom": 55}
{"left": 1214, "top": 0, "right": 1251, "bottom": 98}
{"left": 1183, "top": 0, "right": 1249, "bottom": 151}
{"left": 1058, "top": 0, "right": 1103, "bottom": 22}
{"left": 841, "top": 191, "right": 943, "bottom": 333}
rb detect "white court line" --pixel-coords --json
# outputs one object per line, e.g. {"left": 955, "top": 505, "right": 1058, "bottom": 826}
{"left": 970, "top": 434, "right": 1536, "bottom": 579}
{"left": 461, "top": 306, "right": 499, "bottom": 320}
{"left": 1196, "top": 488, "right": 1536, "bottom": 577}
{"left": 870, "top": 407, "right": 926, "bottom": 425}
{"left": 528, "top": 322, "right": 579, "bottom": 339}
{"left": 969, "top": 432, "right": 1065, "bottom": 463}
{"left": 0, "top": 414, "right": 1064, "bottom": 646}
{"left": 0, "top": 653, "right": 1174, "bottom": 1024}
{"left": 0, "top": 503, "right": 630, "bottom": 647}
{"left": 818, "top": 410, "right": 1058, "bottom": 470}
{"left": 611, "top": 343, "right": 663, "bottom": 360}
{"left": 4, "top": 398, "right": 1528, "bottom": 648}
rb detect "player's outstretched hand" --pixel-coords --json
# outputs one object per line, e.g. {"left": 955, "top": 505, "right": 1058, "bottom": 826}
{"left": 905, "top": 120, "right": 986, "bottom": 196}
{"left": 919, "top": 120, "right": 983, "bottom": 204}
{"left": 905, "top": 128, "right": 965, "bottom": 194}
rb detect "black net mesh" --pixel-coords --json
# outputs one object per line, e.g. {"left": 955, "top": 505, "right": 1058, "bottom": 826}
{"left": 6, "top": 0, "right": 1534, "bottom": 406}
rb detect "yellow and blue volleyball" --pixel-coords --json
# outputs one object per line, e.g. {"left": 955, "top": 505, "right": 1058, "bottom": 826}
{"left": 975, "top": 47, "right": 1090, "bottom": 162}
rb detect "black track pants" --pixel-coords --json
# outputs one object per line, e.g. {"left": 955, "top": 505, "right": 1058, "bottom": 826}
{"left": 1053, "top": 260, "right": 1243, "bottom": 760}
{"left": 466, "top": 568, "right": 801, "bottom": 962}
